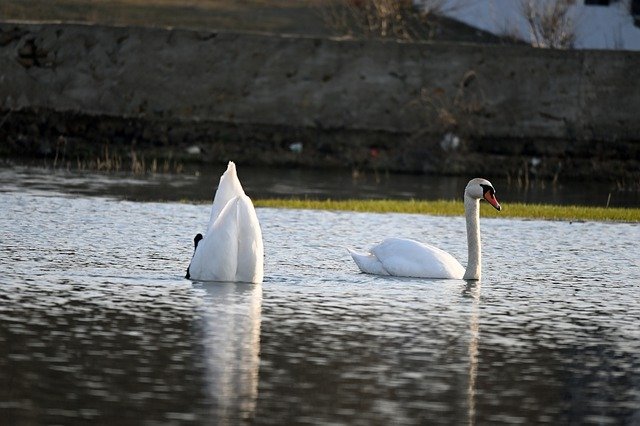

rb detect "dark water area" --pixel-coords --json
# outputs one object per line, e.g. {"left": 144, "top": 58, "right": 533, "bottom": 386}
{"left": 1, "top": 163, "right": 639, "bottom": 207}
{"left": 1, "top": 165, "right": 640, "bottom": 424}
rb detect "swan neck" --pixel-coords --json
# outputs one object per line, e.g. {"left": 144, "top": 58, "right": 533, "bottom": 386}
{"left": 463, "top": 195, "right": 481, "bottom": 280}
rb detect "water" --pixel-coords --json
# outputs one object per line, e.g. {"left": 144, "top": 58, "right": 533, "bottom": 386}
{"left": 1, "top": 167, "right": 640, "bottom": 425}
{"left": 2, "top": 163, "right": 639, "bottom": 207}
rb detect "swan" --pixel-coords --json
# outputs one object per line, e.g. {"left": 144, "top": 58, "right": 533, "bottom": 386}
{"left": 186, "top": 161, "right": 264, "bottom": 283}
{"left": 349, "top": 178, "right": 501, "bottom": 280}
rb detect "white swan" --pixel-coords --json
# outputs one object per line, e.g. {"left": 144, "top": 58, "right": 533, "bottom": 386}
{"left": 349, "top": 178, "right": 501, "bottom": 280}
{"left": 186, "top": 161, "right": 264, "bottom": 283}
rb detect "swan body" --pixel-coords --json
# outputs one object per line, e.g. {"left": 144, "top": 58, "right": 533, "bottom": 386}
{"left": 187, "top": 162, "right": 264, "bottom": 283}
{"left": 349, "top": 178, "right": 501, "bottom": 280}
{"left": 349, "top": 237, "right": 466, "bottom": 279}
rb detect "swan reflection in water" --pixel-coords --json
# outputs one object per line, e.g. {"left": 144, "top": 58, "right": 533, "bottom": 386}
{"left": 196, "top": 281, "right": 262, "bottom": 422}
{"left": 463, "top": 280, "right": 481, "bottom": 426}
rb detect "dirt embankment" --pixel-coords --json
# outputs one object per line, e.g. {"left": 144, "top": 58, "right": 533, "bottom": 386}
{"left": 0, "top": 22, "right": 639, "bottom": 183}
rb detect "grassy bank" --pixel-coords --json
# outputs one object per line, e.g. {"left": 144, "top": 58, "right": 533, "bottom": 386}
{"left": 254, "top": 199, "right": 640, "bottom": 223}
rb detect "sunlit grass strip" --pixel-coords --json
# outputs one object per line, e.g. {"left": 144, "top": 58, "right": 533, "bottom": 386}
{"left": 254, "top": 198, "right": 640, "bottom": 222}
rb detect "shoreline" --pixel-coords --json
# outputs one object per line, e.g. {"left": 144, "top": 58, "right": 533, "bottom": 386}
{"left": 2, "top": 161, "right": 638, "bottom": 221}
{"left": 1, "top": 22, "right": 639, "bottom": 184}
{"left": 254, "top": 198, "right": 640, "bottom": 223}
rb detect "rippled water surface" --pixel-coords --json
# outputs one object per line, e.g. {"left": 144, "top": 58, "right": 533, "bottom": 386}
{"left": 1, "top": 169, "right": 639, "bottom": 425}
{"left": 3, "top": 163, "right": 639, "bottom": 206}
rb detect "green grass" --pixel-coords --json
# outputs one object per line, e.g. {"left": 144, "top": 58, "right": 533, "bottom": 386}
{"left": 254, "top": 198, "right": 640, "bottom": 223}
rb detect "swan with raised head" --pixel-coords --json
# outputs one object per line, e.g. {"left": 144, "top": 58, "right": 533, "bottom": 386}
{"left": 349, "top": 178, "right": 501, "bottom": 280}
{"left": 186, "top": 161, "right": 264, "bottom": 283}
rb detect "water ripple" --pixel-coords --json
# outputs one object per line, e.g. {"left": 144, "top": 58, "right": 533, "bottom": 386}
{"left": 1, "top": 187, "right": 639, "bottom": 425}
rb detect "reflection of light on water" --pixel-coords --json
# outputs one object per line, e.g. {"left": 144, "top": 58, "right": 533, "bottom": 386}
{"left": 197, "top": 282, "right": 262, "bottom": 422}
{"left": 2, "top": 184, "right": 640, "bottom": 424}
{"left": 4, "top": 164, "right": 638, "bottom": 207}
{"left": 466, "top": 281, "right": 481, "bottom": 426}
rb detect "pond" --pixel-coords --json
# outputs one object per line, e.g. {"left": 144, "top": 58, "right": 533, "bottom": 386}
{"left": 1, "top": 166, "right": 639, "bottom": 424}
{"left": 3, "top": 162, "right": 639, "bottom": 207}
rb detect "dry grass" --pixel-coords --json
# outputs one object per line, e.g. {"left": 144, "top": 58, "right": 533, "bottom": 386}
{"left": 51, "top": 140, "right": 184, "bottom": 175}
{"left": 317, "top": 0, "right": 447, "bottom": 41}
{"left": 417, "top": 69, "right": 484, "bottom": 137}
{"left": 520, "top": 0, "right": 577, "bottom": 49}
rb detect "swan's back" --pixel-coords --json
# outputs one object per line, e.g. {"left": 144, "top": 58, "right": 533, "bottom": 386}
{"left": 351, "top": 237, "right": 464, "bottom": 279}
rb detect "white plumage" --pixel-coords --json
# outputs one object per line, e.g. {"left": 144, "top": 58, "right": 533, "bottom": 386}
{"left": 349, "top": 237, "right": 465, "bottom": 279}
{"left": 349, "top": 178, "right": 501, "bottom": 280}
{"left": 187, "top": 162, "right": 264, "bottom": 283}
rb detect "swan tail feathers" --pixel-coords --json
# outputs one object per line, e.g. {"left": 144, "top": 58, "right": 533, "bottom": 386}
{"left": 207, "top": 162, "right": 246, "bottom": 231}
{"left": 348, "top": 248, "right": 390, "bottom": 276}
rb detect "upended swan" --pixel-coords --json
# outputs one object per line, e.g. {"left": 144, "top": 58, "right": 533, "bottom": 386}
{"left": 186, "top": 161, "right": 264, "bottom": 283}
{"left": 349, "top": 178, "right": 501, "bottom": 280}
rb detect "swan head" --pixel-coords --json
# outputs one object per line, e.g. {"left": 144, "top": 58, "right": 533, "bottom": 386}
{"left": 465, "top": 178, "right": 501, "bottom": 211}
{"left": 194, "top": 233, "right": 203, "bottom": 249}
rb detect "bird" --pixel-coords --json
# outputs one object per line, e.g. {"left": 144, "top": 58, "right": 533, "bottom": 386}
{"left": 186, "top": 161, "right": 264, "bottom": 283}
{"left": 349, "top": 178, "right": 501, "bottom": 280}
{"left": 185, "top": 233, "right": 203, "bottom": 280}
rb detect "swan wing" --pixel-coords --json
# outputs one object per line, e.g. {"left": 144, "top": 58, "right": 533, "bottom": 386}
{"left": 235, "top": 195, "right": 264, "bottom": 284}
{"left": 369, "top": 237, "right": 464, "bottom": 279}
{"left": 189, "top": 197, "right": 241, "bottom": 282}
{"left": 207, "top": 161, "right": 246, "bottom": 231}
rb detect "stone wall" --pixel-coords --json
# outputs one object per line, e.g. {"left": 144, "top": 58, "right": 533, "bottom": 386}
{"left": 1, "top": 22, "right": 639, "bottom": 180}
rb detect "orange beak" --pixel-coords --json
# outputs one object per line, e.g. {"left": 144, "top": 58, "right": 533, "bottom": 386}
{"left": 484, "top": 192, "right": 502, "bottom": 211}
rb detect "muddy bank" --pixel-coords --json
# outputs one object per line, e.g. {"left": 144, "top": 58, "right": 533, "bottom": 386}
{"left": 1, "top": 22, "right": 639, "bottom": 181}
{"left": 4, "top": 108, "right": 636, "bottom": 183}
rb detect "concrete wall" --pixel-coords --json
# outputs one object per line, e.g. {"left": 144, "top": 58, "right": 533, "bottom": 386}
{"left": 1, "top": 22, "right": 639, "bottom": 180}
